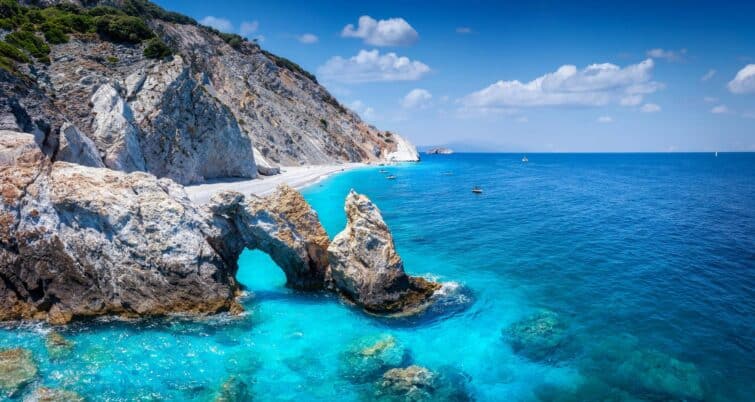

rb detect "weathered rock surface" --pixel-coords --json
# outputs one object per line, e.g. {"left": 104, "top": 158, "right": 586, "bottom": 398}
{"left": 0, "top": 348, "right": 37, "bottom": 397}
{"left": 504, "top": 309, "right": 570, "bottom": 362}
{"left": 0, "top": 132, "right": 238, "bottom": 323}
{"left": 45, "top": 331, "right": 74, "bottom": 360}
{"left": 214, "top": 376, "right": 251, "bottom": 402}
{"left": 374, "top": 365, "right": 472, "bottom": 402}
{"left": 204, "top": 185, "right": 330, "bottom": 290}
{"left": 328, "top": 190, "right": 440, "bottom": 314}
{"left": 55, "top": 123, "right": 105, "bottom": 168}
{"left": 384, "top": 134, "right": 420, "bottom": 162}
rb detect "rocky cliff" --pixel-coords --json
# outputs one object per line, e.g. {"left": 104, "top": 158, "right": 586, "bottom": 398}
{"left": 0, "top": 132, "right": 437, "bottom": 323}
{"left": 0, "top": 0, "right": 417, "bottom": 184}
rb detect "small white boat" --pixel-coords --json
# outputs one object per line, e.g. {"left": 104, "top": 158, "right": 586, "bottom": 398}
{"left": 522, "top": 156, "right": 529, "bottom": 163}
{"left": 379, "top": 169, "right": 388, "bottom": 173}
{"left": 386, "top": 175, "right": 397, "bottom": 180}
{"left": 472, "top": 186, "right": 483, "bottom": 194}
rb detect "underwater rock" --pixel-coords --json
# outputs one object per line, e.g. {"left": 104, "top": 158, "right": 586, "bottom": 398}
{"left": 374, "top": 365, "right": 472, "bottom": 402}
{"left": 44, "top": 331, "right": 74, "bottom": 360}
{"left": 534, "top": 378, "right": 640, "bottom": 402}
{"left": 0, "top": 348, "right": 38, "bottom": 397}
{"left": 578, "top": 335, "right": 706, "bottom": 401}
{"left": 328, "top": 190, "right": 441, "bottom": 315}
{"left": 23, "top": 387, "right": 84, "bottom": 402}
{"left": 214, "top": 376, "right": 251, "bottom": 402}
{"left": 339, "top": 334, "right": 410, "bottom": 383}
{"left": 504, "top": 309, "right": 569, "bottom": 362}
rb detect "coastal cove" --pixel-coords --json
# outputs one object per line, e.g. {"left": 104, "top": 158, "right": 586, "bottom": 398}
{"left": 1, "top": 153, "right": 753, "bottom": 401}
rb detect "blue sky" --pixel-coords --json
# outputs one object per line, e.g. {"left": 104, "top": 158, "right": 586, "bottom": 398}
{"left": 155, "top": 0, "right": 755, "bottom": 152}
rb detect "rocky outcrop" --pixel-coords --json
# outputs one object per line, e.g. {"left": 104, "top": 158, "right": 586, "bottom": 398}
{"left": 384, "top": 133, "right": 420, "bottom": 162}
{"left": 23, "top": 387, "right": 84, "bottom": 402}
{"left": 55, "top": 123, "right": 105, "bottom": 168}
{"left": 328, "top": 190, "right": 440, "bottom": 314}
{"left": 0, "top": 132, "right": 238, "bottom": 323}
{"left": 425, "top": 147, "right": 453, "bottom": 155}
{"left": 204, "top": 185, "right": 330, "bottom": 290}
{"left": 0, "top": 134, "right": 432, "bottom": 323}
{"left": 88, "top": 83, "right": 146, "bottom": 172}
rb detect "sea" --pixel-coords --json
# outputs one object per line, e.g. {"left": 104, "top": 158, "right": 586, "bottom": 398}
{"left": 1, "top": 153, "right": 753, "bottom": 401}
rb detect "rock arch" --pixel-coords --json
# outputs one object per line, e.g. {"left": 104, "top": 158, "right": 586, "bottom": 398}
{"left": 204, "top": 186, "right": 330, "bottom": 290}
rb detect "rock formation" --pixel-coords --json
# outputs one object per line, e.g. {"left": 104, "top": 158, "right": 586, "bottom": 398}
{"left": 0, "top": 134, "right": 436, "bottom": 323}
{"left": 1, "top": 0, "right": 418, "bottom": 184}
{"left": 328, "top": 190, "right": 440, "bottom": 315}
{"left": 339, "top": 334, "right": 410, "bottom": 383}
{"left": 204, "top": 186, "right": 330, "bottom": 290}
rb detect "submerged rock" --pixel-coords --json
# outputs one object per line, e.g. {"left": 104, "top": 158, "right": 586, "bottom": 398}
{"left": 374, "top": 365, "right": 472, "bottom": 402}
{"left": 504, "top": 309, "right": 569, "bottom": 362}
{"left": 23, "top": 387, "right": 84, "bottom": 402}
{"left": 328, "top": 190, "right": 440, "bottom": 315}
{"left": 214, "top": 376, "right": 251, "bottom": 402}
{"left": 44, "top": 331, "right": 74, "bottom": 360}
{"left": 0, "top": 348, "right": 37, "bottom": 397}
{"left": 339, "top": 334, "right": 410, "bottom": 383}
{"left": 578, "top": 335, "right": 707, "bottom": 401}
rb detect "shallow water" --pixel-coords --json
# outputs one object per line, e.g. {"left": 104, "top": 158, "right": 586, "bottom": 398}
{"left": 1, "top": 153, "right": 754, "bottom": 401}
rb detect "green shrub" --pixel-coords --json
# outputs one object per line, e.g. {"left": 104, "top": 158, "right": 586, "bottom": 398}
{"left": 143, "top": 37, "right": 171, "bottom": 59}
{"left": 42, "top": 24, "right": 69, "bottom": 44}
{"left": 0, "top": 40, "right": 29, "bottom": 63}
{"left": 87, "top": 6, "right": 125, "bottom": 17}
{"left": 5, "top": 31, "right": 50, "bottom": 60}
{"left": 0, "top": 0, "right": 20, "bottom": 19}
{"left": 94, "top": 14, "right": 152, "bottom": 43}
{"left": 260, "top": 50, "right": 318, "bottom": 83}
{"left": 0, "top": 18, "right": 12, "bottom": 30}
{"left": 0, "top": 55, "right": 15, "bottom": 72}
{"left": 106, "top": 55, "right": 118, "bottom": 63}
{"left": 320, "top": 118, "right": 328, "bottom": 129}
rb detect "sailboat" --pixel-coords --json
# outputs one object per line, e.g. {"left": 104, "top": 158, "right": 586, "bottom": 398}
{"left": 522, "top": 155, "right": 529, "bottom": 163}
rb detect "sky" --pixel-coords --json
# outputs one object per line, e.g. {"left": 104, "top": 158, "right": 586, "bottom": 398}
{"left": 154, "top": 0, "right": 755, "bottom": 152}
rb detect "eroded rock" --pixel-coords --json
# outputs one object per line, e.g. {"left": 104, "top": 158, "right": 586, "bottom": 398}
{"left": 204, "top": 185, "right": 330, "bottom": 290}
{"left": 214, "top": 376, "right": 251, "bottom": 402}
{"left": 0, "top": 348, "right": 37, "bottom": 397}
{"left": 45, "top": 331, "right": 74, "bottom": 360}
{"left": 373, "top": 365, "right": 471, "bottom": 402}
{"left": 328, "top": 190, "right": 440, "bottom": 314}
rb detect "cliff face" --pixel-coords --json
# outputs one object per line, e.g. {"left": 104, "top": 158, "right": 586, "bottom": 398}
{"left": 0, "top": 0, "right": 417, "bottom": 184}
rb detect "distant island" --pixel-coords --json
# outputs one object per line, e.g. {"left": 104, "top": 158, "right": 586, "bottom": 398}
{"left": 426, "top": 147, "right": 454, "bottom": 155}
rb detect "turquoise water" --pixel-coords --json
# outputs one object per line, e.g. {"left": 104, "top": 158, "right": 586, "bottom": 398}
{"left": 1, "top": 153, "right": 754, "bottom": 401}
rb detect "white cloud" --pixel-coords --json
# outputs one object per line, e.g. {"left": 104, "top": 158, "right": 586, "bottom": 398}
{"left": 318, "top": 49, "right": 430, "bottom": 84}
{"left": 640, "top": 103, "right": 661, "bottom": 113}
{"left": 711, "top": 105, "right": 730, "bottom": 114}
{"left": 200, "top": 16, "right": 233, "bottom": 32}
{"left": 701, "top": 69, "right": 716, "bottom": 81}
{"left": 348, "top": 100, "right": 377, "bottom": 120}
{"left": 597, "top": 116, "right": 614, "bottom": 123}
{"left": 646, "top": 48, "right": 687, "bottom": 62}
{"left": 456, "top": 27, "right": 472, "bottom": 34}
{"left": 459, "top": 59, "right": 660, "bottom": 112}
{"left": 703, "top": 96, "right": 718, "bottom": 103}
{"left": 401, "top": 89, "right": 432, "bottom": 109}
{"left": 727, "top": 64, "right": 755, "bottom": 94}
{"left": 239, "top": 21, "right": 259, "bottom": 36}
{"left": 297, "top": 33, "right": 319, "bottom": 44}
{"left": 341, "top": 16, "right": 418, "bottom": 46}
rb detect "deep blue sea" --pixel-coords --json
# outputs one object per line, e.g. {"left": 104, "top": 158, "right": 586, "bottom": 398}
{"left": 1, "top": 153, "right": 754, "bottom": 401}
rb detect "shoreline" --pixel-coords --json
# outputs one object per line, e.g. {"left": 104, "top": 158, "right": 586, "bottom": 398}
{"left": 184, "top": 163, "right": 368, "bottom": 204}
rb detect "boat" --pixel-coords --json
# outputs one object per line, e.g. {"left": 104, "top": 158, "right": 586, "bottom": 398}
{"left": 386, "top": 175, "right": 397, "bottom": 180}
{"left": 522, "top": 156, "right": 529, "bottom": 163}
{"left": 472, "top": 186, "right": 483, "bottom": 194}
{"left": 379, "top": 169, "right": 388, "bottom": 173}
{"left": 715, "top": 152, "right": 718, "bottom": 157}
{"left": 441, "top": 171, "right": 453, "bottom": 176}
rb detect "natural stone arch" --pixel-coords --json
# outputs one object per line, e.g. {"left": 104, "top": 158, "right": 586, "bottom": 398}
{"left": 204, "top": 185, "right": 330, "bottom": 290}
